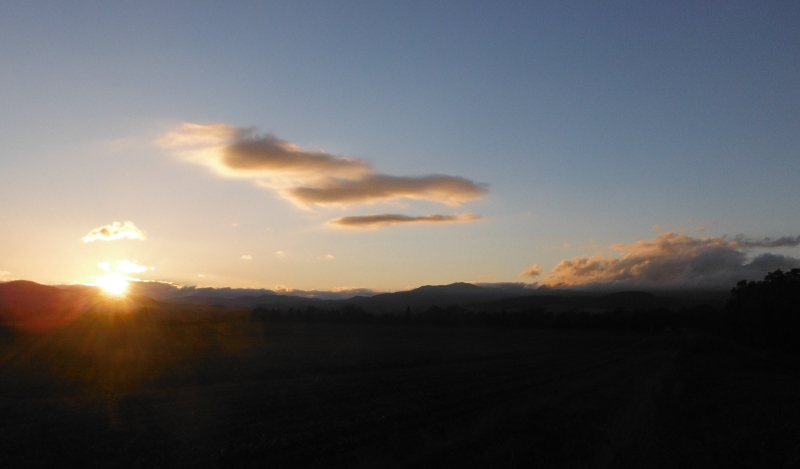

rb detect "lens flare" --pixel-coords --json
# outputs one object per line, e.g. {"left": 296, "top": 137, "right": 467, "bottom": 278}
{"left": 96, "top": 273, "right": 129, "bottom": 295}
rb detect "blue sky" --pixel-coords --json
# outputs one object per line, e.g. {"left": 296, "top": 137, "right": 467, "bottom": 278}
{"left": 1, "top": 1, "right": 798, "bottom": 291}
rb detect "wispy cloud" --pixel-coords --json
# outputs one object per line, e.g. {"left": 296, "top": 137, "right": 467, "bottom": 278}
{"left": 275, "top": 251, "right": 286, "bottom": 258}
{"left": 83, "top": 221, "right": 146, "bottom": 242}
{"left": 534, "top": 232, "right": 800, "bottom": 289}
{"left": 694, "top": 222, "right": 718, "bottom": 233}
{"left": 733, "top": 235, "right": 800, "bottom": 248}
{"left": 98, "top": 260, "right": 150, "bottom": 274}
{"left": 329, "top": 213, "right": 481, "bottom": 228}
{"left": 241, "top": 255, "right": 252, "bottom": 260}
{"left": 158, "top": 123, "right": 488, "bottom": 208}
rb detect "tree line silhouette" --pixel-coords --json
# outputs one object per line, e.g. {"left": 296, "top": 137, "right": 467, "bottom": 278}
{"left": 252, "top": 269, "right": 800, "bottom": 352}
{"left": 724, "top": 268, "right": 800, "bottom": 351}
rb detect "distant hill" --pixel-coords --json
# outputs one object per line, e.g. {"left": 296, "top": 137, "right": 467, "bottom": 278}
{"left": 159, "top": 282, "right": 521, "bottom": 311}
{"left": 0, "top": 281, "right": 163, "bottom": 331}
{"left": 149, "top": 281, "right": 729, "bottom": 313}
{"left": 471, "top": 290, "right": 728, "bottom": 313}
{"left": 0, "top": 281, "right": 96, "bottom": 331}
{"left": 169, "top": 293, "right": 330, "bottom": 309}
{"left": 0, "top": 279, "right": 732, "bottom": 330}
{"left": 332, "top": 283, "right": 520, "bottom": 312}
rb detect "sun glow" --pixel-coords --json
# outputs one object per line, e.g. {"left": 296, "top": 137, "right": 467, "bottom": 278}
{"left": 96, "top": 273, "right": 129, "bottom": 296}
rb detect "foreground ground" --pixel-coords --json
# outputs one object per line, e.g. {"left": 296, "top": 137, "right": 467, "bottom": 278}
{"left": 0, "top": 311, "right": 798, "bottom": 468}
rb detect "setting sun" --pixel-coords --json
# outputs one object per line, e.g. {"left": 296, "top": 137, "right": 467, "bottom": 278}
{"left": 95, "top": 273, "right": 129, "bottom": 295}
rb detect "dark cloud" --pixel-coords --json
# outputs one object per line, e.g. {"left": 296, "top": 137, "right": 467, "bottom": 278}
{"left": 329, "top": 213, "right": 481, "bottom": 228}
{"left": 224, "top": 130, "right": 371, "bottom": 180}
{"left": 734, "top": 235, "right": 800, "bottom": 248}
{"left": 746, "top": 253, "right": 800, "bottom": 271}
{"left": 287, "top": 174, "right": 488, "bottom": 206}
{"left": 534, "top": 232, "right": 800, "bottom": 289}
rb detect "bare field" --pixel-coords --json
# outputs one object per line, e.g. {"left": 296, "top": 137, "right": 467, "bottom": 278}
{"left": 0, "top": 313, "right": 797, "bottom": 468}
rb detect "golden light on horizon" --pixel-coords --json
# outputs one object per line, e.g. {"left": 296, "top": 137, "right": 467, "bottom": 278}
{"left": 96, "top": 273, "right": 129, "bottom": 296}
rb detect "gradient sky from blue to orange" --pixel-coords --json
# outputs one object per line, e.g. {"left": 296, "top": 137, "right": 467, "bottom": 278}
{"left": 0, "top": 1, "right": 798, "bottom": 291}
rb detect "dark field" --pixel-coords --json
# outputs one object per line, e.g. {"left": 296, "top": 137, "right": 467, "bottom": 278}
{"left": 0, "top": 311, "right": 798, "bottom": 468}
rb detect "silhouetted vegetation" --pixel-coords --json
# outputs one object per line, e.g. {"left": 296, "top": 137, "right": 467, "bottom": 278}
{"left": 252, "top": 303, "right": 723, "bottom": 333}
{"left": 725, "top": 268, "right": 800, "bottom": 351}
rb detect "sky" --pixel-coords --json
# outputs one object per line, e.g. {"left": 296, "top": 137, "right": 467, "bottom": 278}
{"left": 1, "top": 1, "right": 798, "bottom": 292}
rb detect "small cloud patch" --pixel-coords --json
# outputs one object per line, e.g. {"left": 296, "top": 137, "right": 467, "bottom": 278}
{"left": 83, "top": 221, "right": 146, "bottom": 242}
{"left": 518, "top": 264, "right": 542, "bottom": 278}
{"left": 98, "top": 260, "right": 150, "bottom": 274}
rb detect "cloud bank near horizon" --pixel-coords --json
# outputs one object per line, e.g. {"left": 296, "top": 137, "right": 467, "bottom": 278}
{"left": 529, "top": 232, "right": 800, "bottom": 289}
{"left": 158, "top": 123, "right": 488, "bottom": 209}
{"left": 126, "top": 280, "right": 381, "bottom": 301}
{"left": 329, "top": 213, "right": 481, "bottom": 228}
{"left": 82, "top": 221, "right": 146, "bottom": 242}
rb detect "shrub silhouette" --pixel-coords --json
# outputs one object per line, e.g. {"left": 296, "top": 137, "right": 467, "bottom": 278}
{"left": 726, "top": 268, "right": 800, "bottom": 351}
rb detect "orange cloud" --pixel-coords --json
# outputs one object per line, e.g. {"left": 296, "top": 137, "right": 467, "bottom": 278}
{"left": 158, "top": 123, "right": 488, "bottom": 208}
{"left": 518, "top": 264, "right": 541, "bottom": 278}
{"left": 538, "top": 232, "right": 800, "bottom": 288}
{"left": 329, "top": 213, "right": 481, "bottom": 229}
{"left": 82, "top": 221, "right": 146, "bottom": 242}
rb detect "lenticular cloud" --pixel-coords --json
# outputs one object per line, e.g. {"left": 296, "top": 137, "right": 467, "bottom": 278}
{"left": 329, "top": 213, "right": 481, "bottom": 228}
{"left": 158, "top": 123, "right": 488, "bottom": 209}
